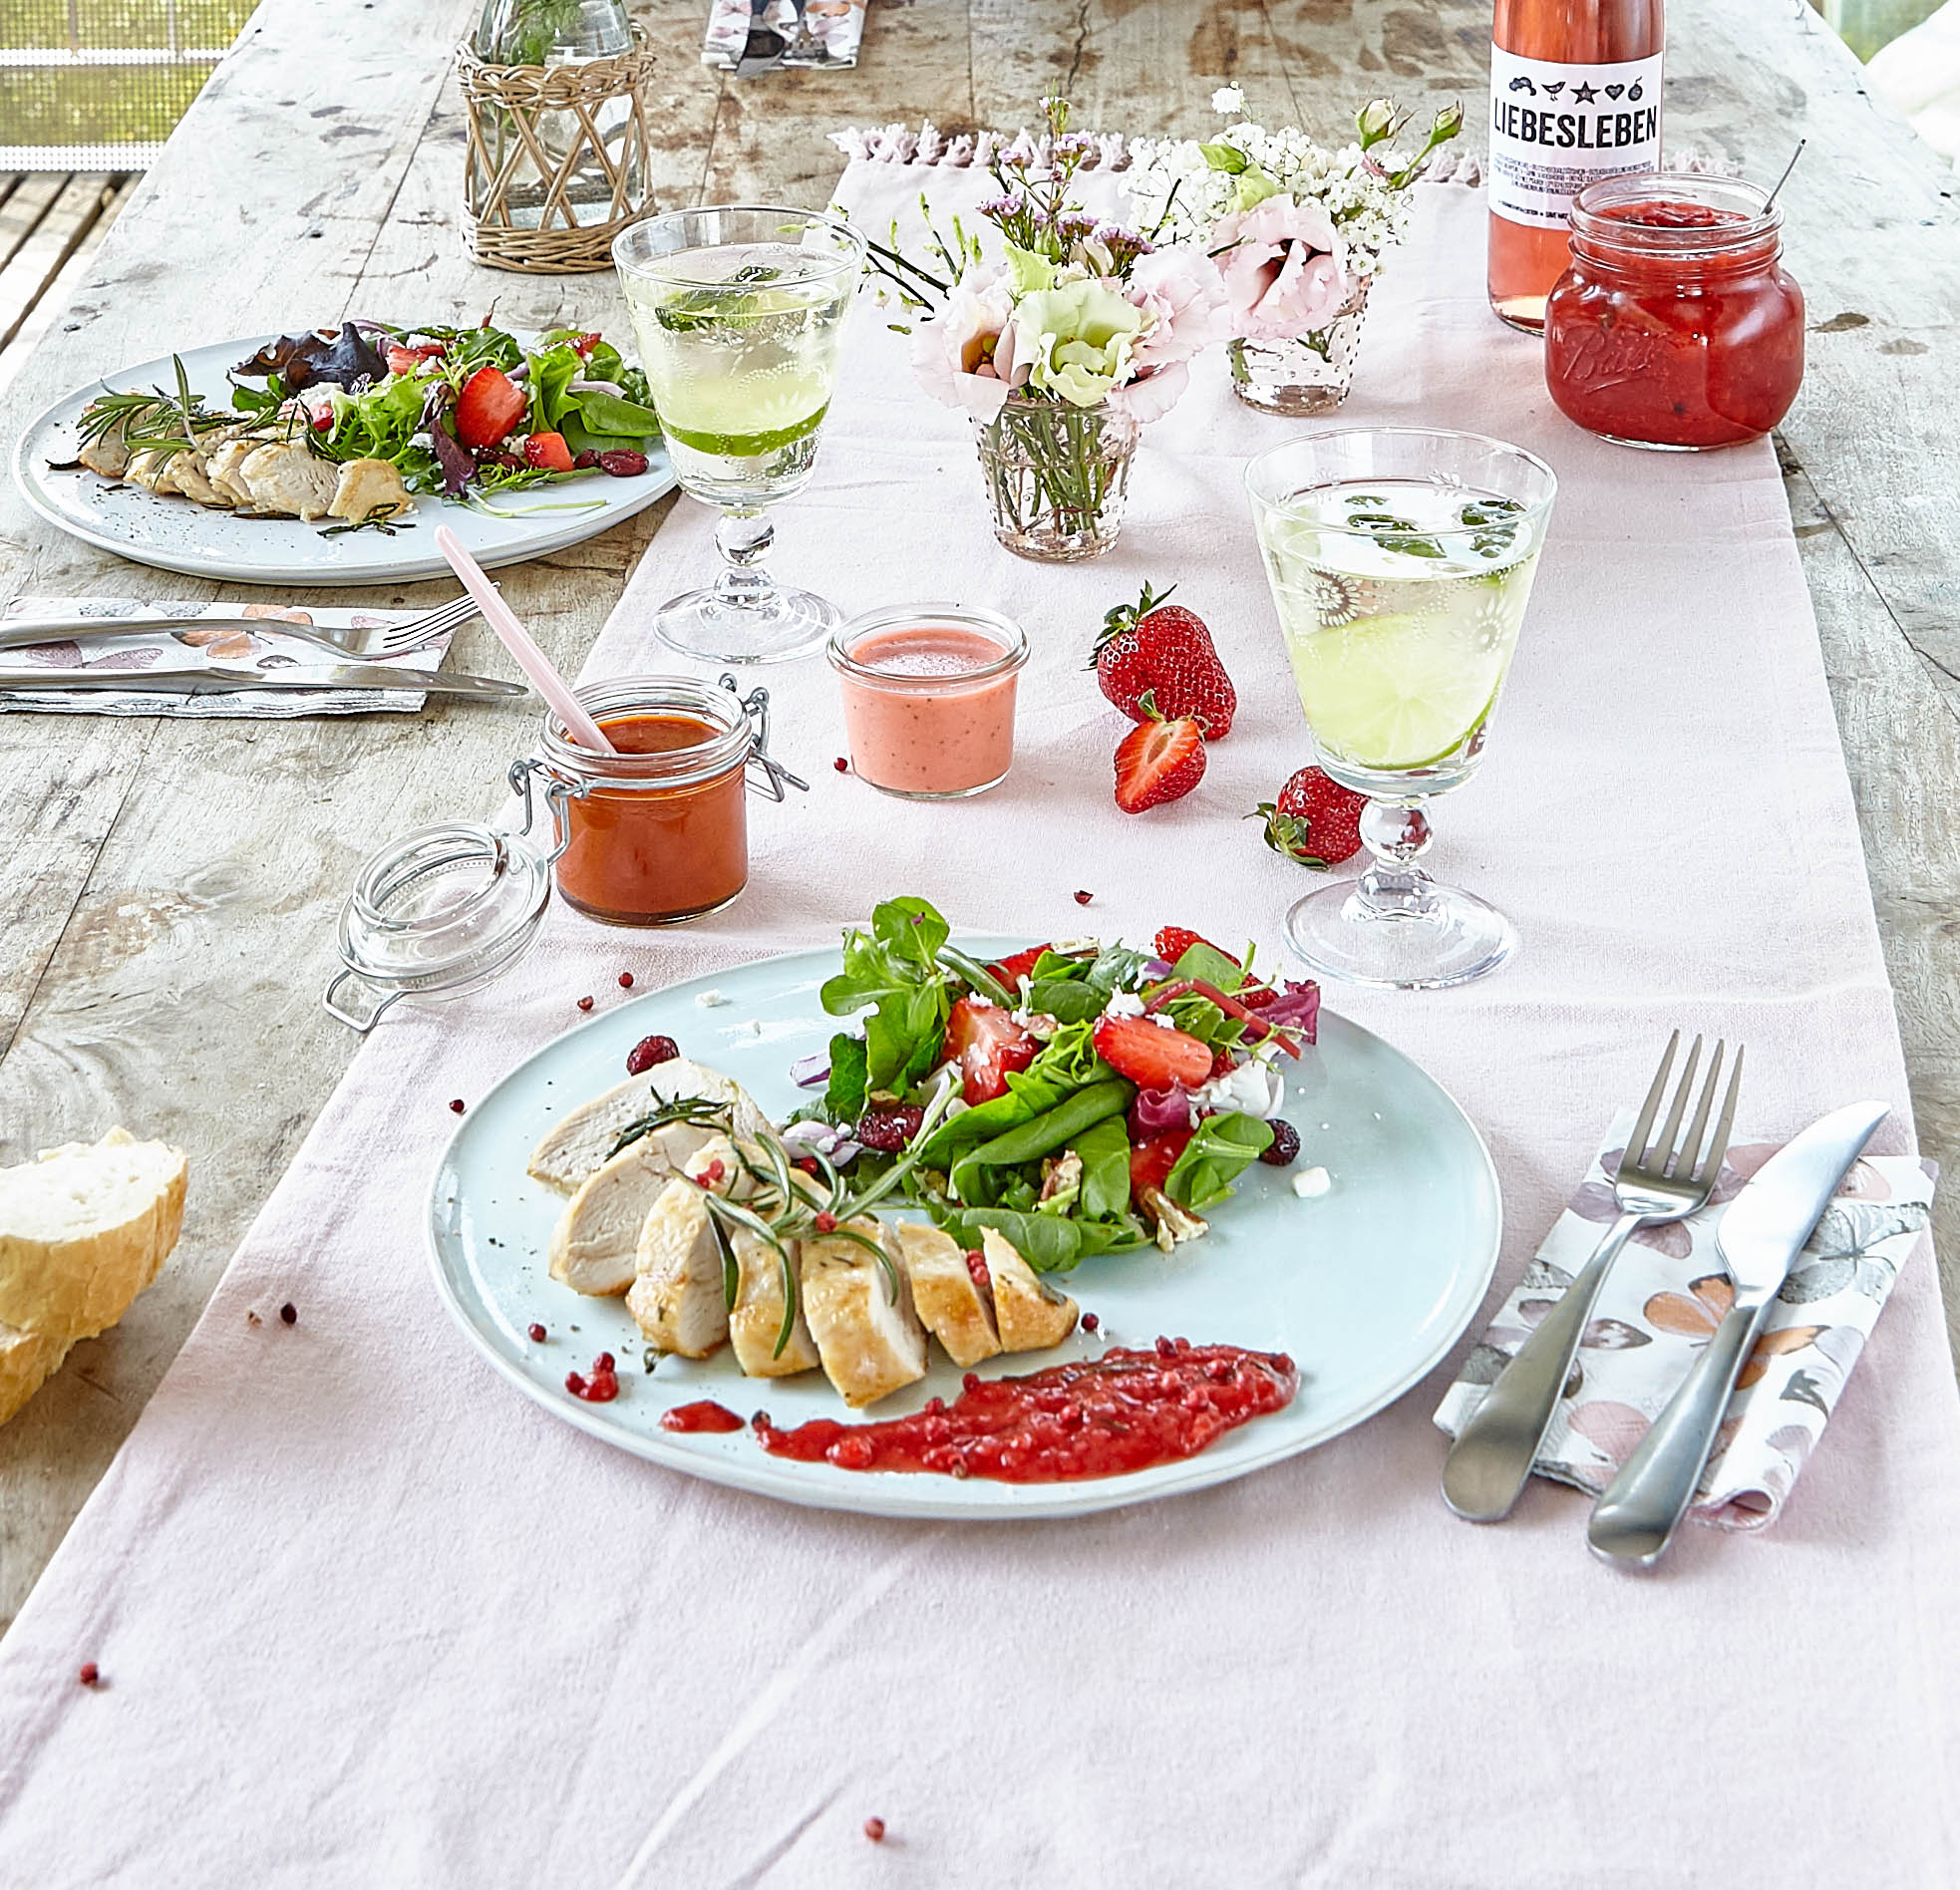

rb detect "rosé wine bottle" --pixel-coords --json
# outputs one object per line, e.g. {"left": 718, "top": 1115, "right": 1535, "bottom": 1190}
{"left": 1487, "top": 0, "right": 1665, "bottom": 332}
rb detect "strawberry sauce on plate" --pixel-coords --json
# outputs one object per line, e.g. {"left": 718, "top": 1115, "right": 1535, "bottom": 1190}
{"left": 749, "top": 1338, "right": 1297, "bottom": 1482}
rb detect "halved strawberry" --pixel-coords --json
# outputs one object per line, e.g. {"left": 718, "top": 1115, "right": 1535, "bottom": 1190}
{"left": 944, "top": 996, "right": 1037, "bottom": 1105}
{"left": 1113, "top": 714, "right": 1206, "bottom": 814}
{"left": 1093, "top": 1014, "right": 1213, "bottom": 1091}
{"left": 1153, "top": 926, "right": 1236, "bottom": 967}
{"left": 384, "top": 341, "right": 447, "bottom": 377}
{"left": 522, "top": 430, "right": 575, "bottom": 473}
{"left": 1130, "top": 1127, "right": 1194, "bottom": 1201}
{"left": 454, "top": 365, "right": 527, "bottom": 451}
{"left": 986, "top": 945, "right": 1051, "bottom": 985}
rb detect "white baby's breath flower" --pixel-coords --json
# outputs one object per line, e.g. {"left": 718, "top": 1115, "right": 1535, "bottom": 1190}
{"left": 1211, "top": 84, "right": 1246, "bottom": 113}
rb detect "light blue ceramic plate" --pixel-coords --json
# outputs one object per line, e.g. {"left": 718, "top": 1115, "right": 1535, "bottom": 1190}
{"left": 427, "top": 940, "right": 1501, "bottom": 1520}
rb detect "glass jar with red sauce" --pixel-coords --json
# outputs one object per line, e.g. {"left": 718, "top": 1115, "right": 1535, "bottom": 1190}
{"left": 1543, "top": 173, "right": 1803, "bottom": 451}
{"left": 517, "top": 675, "right": 803, "bottom": 927}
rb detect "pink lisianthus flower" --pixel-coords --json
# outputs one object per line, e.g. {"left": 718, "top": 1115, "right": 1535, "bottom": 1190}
{"left": 1105, "top": 362, "right": 1189, "bottom": 424}
{"left": 1124, "top": 246, "right": 1231, "bottom": 371}
{"left": 911, "top": 272, "right": 1029, "bottom": 420}
{"left": 1211, "top": 196, "right": 1350, "bottom": 340}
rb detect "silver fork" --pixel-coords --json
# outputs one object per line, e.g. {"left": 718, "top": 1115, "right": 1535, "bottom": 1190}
{"left": 1441, "top": 1031, "right": 1744, "bottom": 1523}
{"left": 0, "top": 593, "right": 480, "bottom": 663}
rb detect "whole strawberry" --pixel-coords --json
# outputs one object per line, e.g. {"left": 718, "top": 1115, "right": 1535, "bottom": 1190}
{"left": 1093, "top": 582, "right": 1236, "bottom": 740}
{"left": 1250, "top": 767, "right": 1367, "bottom": 868}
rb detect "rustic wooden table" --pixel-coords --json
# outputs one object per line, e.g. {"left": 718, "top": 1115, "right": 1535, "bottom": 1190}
{"left": 2, "top": 0, "right": 1953, "bottom": 1634}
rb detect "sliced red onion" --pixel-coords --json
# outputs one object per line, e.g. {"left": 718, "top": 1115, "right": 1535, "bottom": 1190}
{"left": 1260, "top": 980, "right": 1321, "bottom": 1043}
{"left": 780, "top": 1118, "right": 832, "bottom": 1148}
{"left": 1141, "top": 958, "right": 1174, "bottom": 980}
{"left": 567, "top": 376, "right": 625, "bottom": 397}
{"left": 828, "top": 1139, "right": 862, "bottom": 1166}
{"left": 789, "top": 1052, "right": 831, "bottom": 1088}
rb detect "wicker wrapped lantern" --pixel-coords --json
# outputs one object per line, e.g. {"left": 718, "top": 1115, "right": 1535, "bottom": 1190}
{"left": 459, "top": 26, "right": 657, "bottom": 274}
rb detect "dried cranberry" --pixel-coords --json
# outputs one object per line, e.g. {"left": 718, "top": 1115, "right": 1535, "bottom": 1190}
{"left": 1074, "top": 889, "right": 1093, "bottom": 906}
{"left": 576, "top": 995, "right": 594, "bottom": 1013}
{"left": 573, "top": 449, "right": 600, "bottom": 470}
{"left": 598, "top": 449, "right": 648, "bottom": 476}
{"left": 78, "top": 1663, "right": 100, "bottom": 1688}
{"left": 279, "top": 1302, "right": 297, "bottom": 1326}
{"left": 617, "top": 972, "right": 634, "bottom": 989}
{"left": 527, "top": 1323, "right": 547, "bottom": 1344}
{"left": 1260, "top": 1118, "right": 1301, "bottom": 1166}
{"left": 863, "top": 1817, "right": 886, "bottom": 1843}
{"left": 854, "top": 1104, "right": 924, "bottom": 1152}
{"left": 626, "top": 1034, "right": 679, "bottom": 1075}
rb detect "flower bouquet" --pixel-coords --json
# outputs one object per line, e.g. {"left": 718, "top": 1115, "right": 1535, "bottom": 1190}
{"left": 1126, "top": 90, "right": 1463, "bottom": 415}
{"left": 865, "top": 97, "right": 1229, "bottom": 563}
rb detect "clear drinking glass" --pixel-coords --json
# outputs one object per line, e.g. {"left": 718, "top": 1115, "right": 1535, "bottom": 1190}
{"left": 614, "top": 205, "right": 863, "bottom": 664}
{"left": 1246, "top": 428, "right": 1557, "bottom": 989}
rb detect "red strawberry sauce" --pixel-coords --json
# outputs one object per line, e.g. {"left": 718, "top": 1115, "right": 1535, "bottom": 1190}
{"left": 661, "top": 1400, "right": 746, "bottom": 1433}
{"left": 753, "top": 1339, "right": 1296, "bottom": 1482}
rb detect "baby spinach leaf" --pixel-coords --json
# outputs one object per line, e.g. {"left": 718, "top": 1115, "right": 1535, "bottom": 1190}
{"left": 1164, "top": 1111, "right": 1274, "bottom": 1211}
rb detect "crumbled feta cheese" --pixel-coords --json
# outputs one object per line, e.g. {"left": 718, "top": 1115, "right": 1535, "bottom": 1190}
{"left": 1194, "top": 1060, "right": 1284, "bottom": 1118}
{"left": 1051, "top": 936, "right": 1099, "bottom": 956}
{"left": 1103, "top": 991, "right": 1146, "bottom": 1020}
{"left": 1293, "top": 1166, "right": 1332, "bottom": 1199}
{"left": 695, "top": 989, "right": 731, "bottom": 1008}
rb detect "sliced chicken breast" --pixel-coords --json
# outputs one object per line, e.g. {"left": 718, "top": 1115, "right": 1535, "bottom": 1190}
{"left": 329, "top": 457, "right": 412, "bottom": 522}
{"left": 527, "top": 1060, "right": 772, "bottom": 1195}
{"left": 238, "top": 441, "right": 339, "bottom": 520}
{"left": 801, "top": 1220, "right": 928, "bottom": 1409}
{"left": 547, "top": 1122, "right": 725, "bottom": 1296}
{"left": 981, "top": 1229, "right": 1079, "bottom": 1352}
{"left": 894, "top": 1221, "right": 1001, "bottom": 1369}
{"left": 206, "top": 437, "right": 266, "bottom": 508}
{"left": 124, "top": 449, "right": 184, "bottom": 496}
{"left": 728, "top": 1228, "right": 820, "bottom": 1378}
{"left": 625, "top": 1178, "right": 728, "bottom": 1359}
{"left": 79, "top": 418, "right": 132, "bottom": 479}
{"left": 169, "top": 448, "right": 230, "bottom": 508}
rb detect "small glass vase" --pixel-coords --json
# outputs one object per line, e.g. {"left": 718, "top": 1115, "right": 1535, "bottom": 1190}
{"left": 1229, "top": 282, "right": 1372, "bottom": 417}
{"left": 971, "top": 394, "right": 1140, "bottom": 563}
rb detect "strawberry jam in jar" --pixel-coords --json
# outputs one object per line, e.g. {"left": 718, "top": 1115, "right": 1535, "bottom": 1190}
{"left": 523, "top": 676, "right": 802, "bottom": 926}
{"left": 1544, "top": 173, "right": 1803, "bottom": 451}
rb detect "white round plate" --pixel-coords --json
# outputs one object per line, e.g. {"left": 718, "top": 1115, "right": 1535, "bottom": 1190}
{"left": 427, "top": 940, "right": 1501, "bottom": 1519}
{"left": 12, "top": 336, "right": 675, "bottom": 587}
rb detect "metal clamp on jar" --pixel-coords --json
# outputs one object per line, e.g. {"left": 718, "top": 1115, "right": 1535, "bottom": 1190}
{"left": 324, "top": 674, "right": 806, "bottom": 1031}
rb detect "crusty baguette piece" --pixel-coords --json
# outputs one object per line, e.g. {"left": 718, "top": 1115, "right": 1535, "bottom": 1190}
{"left": 0, "top": 1127, "right": 186, "bottom": 1423}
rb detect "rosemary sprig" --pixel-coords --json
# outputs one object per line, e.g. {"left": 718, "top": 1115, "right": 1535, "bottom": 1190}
{"left": 78, "top": 355, "right": 231, "bottom": 463}
{"left": 608, "top": 1097, "right": 736, "bottom": 1161}
{"left": 319, "top": 504, "right": 413, "bottom": 539}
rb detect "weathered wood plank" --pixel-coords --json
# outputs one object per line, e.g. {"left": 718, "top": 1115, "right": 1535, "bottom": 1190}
{"left": 0, "top": 175, "right": 137, "bottom": 403}
{"left": 0, "top": 172, "right": 116, "bottom": 352}
{"left": 0, "top": 173, "right": 66, "bottom": 277}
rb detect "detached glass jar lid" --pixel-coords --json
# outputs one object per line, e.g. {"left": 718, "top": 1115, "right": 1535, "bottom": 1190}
{"left": 324, "top": 823, "right": 553, "bottom": 1033}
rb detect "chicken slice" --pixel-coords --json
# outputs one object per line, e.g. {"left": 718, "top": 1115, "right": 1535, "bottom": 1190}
{"left": 206, "top": 437, "right": 267, "bottom": 508}
{"left": 328, "top": 457, "right": 412, "bottom": 523}
{"left": 238, "top": 441, "right": 339, "bottom": 520}
{"left": 801, "top": 1220, "right": 927, "bottom": 1408}
{"left": 78, "top": 416, "right": 131, "bottom": 479}
{"left": 625, "top": 1178, "right": 728, "bottom": 1359}
{"left": 728, "top": 1228, "right": 820, "bottom": 1378}
{"left": 894, "top": 1222, "right": 1001, "bottom": 1369}
{"left": 169, "top": 447, "right": 231, "bottom": 508}
{"left": 981, "top": 1229, "right": 1079, "bottom": 1353}
{"left": 124, "top": 449, "right": 184, "bottom": 496}
{"left": 547, "top": 1122, "right": 725, "bottom": 1296}
{"left": 527, "top": 1061, "right": 772, "bottom": 1195}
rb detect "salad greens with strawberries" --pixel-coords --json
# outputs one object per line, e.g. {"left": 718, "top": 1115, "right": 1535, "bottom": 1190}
{"left": 789, "top": 896, "right": 1321, "bottom": 1272}
{"left": 227, "top": 318, "right": 661, "bottom": 507}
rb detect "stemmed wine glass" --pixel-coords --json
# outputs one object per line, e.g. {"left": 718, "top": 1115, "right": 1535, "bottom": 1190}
{"left": 1245, "top": 428, "right": 1557, "bottom": 989}
{"left": 614, "top": 205, "right": 863, "bottom": 664}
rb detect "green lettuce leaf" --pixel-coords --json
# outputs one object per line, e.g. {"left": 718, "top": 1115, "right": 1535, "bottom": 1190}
{"left": 1164, "top": 1110, "right": 1274, "bottom": 1211}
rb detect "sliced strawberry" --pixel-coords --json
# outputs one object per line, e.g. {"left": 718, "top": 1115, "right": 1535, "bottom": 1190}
{"left": 1113, "top": 715, "right": 1206, "bottom": 814}
{"left": 522, "top": 430, "right": 575, "bottom": 473}
{"left": 1153, "top": 926, "right": 1236, "bottom": 967}
{"left": 570, "top": 331, "right": 602, "bottom": 356}
{"left": 385, "top": 341, "right": 446, "bottom": 377}
{"left": 1093, "top": 1014, "right": 1213, "bottom": 1091}
{"left": 944, "top": 996, "right": 1038, "bottom": 1106}
{"left": 1130, "top": 1127, "right": 1193, "bottom": 1201}
{"left": 454, "top": 365, "right": 527, "bottom": 451}
{"left": 986, "top": 945, "right": 1051, "bottom": 984}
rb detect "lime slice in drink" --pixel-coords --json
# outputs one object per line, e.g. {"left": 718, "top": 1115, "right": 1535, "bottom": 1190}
{"left": 1286, "top": 609, "right": 1505, "bottom": 771}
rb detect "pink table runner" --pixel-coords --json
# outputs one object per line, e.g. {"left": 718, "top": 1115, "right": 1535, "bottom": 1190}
{"left": 3, "top": 171, "right": 1957, "bottom": 1884}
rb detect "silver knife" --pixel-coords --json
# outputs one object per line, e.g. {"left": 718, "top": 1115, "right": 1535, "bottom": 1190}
{"left": 0, "top": 662, "right": 524, "bottom": 701}
{"left": 1586, "top": 1099, "right": 1889, "bottom": 1568}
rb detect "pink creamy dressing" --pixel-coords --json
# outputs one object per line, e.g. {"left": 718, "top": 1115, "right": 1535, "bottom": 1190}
{"left": 835, "top": 621, "right": 1021, "bottom": 796}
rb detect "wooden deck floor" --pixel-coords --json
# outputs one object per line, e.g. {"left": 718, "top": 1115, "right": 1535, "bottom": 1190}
{"left": 0, "top": 171, "right": 137, "bottom": 401}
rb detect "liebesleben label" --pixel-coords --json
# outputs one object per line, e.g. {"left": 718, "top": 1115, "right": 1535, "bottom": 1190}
{"left": 1487, "top": 46, "right": 1665, "bottom": 228}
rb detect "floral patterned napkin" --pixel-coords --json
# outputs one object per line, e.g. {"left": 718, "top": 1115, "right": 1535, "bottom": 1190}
{"left": 0, "top": 596, "right": 459, "bottom": 719}
{"left": 1433, "top": 1115, "right": 1937, "bottom": 1529}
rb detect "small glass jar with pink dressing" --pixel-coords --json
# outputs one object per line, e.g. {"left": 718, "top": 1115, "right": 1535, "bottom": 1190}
{"left": 827, "top": 604, "right": 1029, "bottom": 799}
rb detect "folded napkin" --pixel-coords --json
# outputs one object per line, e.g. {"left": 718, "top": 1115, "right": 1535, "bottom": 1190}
{"left": 1434, "top": 1115, "right": 1937, "bottom": 1529}
{"left": 0, "top": 595, "right": 459, "bottom": 718}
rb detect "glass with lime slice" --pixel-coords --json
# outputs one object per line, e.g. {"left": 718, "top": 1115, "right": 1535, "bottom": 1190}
{"left": 615, "top": 207, "right": 863, "bottom": 664}
{"left": 1247, "top": 430, "right": 1556, "bottom": 989}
